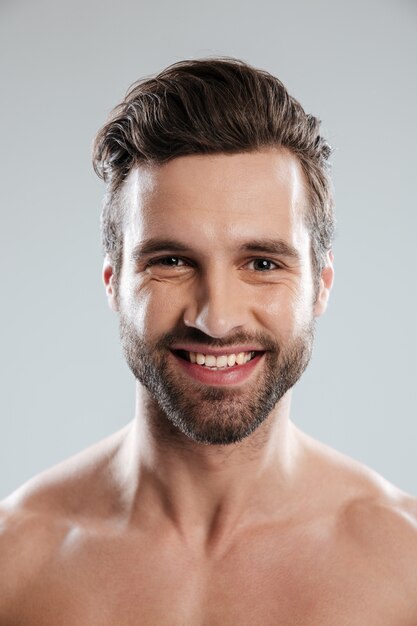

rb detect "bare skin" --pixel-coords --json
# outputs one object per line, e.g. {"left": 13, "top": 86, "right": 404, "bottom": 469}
{"left": 1, "top": 150, "right": 416, "bottom": 625}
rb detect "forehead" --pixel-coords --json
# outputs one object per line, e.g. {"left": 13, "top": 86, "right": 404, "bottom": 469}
{"left": 122, "top": 149, "right": 310, "bottom": 254}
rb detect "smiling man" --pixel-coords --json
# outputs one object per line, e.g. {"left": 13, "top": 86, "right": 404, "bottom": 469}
{"left": 1, "top": 59, "right": 416, "bottom": 625}
{"left": 114, "top": 150, "right": 318, "bottom": 450}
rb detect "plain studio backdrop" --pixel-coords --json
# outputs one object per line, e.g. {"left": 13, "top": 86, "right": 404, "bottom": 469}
{"left": 0, "top": 0, "right": 416, "bottom": 498}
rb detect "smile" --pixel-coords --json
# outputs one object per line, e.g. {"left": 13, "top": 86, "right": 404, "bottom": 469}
{"left": 170, "top": 348, "right": 265, "bottom": 386}
{"left": 174, "top": 350, "right": 257, "bottom": 370}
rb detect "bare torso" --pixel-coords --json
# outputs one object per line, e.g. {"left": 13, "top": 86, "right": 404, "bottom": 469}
{"left": 1, "top": 429, "right": 416, "bottom": 626}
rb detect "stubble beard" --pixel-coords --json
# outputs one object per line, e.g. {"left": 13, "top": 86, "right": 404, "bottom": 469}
{"left": 119, "top": 316, "right": 315, "bottom": 446}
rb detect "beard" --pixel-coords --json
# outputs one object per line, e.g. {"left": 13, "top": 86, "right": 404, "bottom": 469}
{"left": 120, "top": 317, "right": 315, "bottom": 446}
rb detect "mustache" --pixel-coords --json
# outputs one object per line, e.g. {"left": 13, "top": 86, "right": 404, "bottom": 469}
{"left": 153, "top": 328, "right": 279, "bottom": 352}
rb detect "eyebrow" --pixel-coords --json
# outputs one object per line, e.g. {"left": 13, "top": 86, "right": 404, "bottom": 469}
{"left": 238, "top": 239, "right": 301, "bottom": 261}
{"left": 131, "top": 239, "right": 192, "bottom": 262}
{"left": 131, "top": 237, "right": 301, "bottom": 262}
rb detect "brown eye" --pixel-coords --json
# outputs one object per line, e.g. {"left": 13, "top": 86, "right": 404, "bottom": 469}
{"left": 149, "top": 256, "right": 187, "bottom": 267}
{"left": 249, "top": 259, "right": 278, "bottom": 271}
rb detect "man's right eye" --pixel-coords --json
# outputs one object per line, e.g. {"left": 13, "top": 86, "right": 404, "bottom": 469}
{"left": 147, "top": 256, "right": 188, "bottom": 267}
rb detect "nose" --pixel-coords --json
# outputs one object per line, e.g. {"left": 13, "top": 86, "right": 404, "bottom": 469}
{"left": 183, "top": 266, "right": 247, "bottom": 339}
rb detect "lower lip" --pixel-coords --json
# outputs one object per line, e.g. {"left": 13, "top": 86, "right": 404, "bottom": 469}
{"left": 170, "top": 352, "right": 265, "bottom": 386}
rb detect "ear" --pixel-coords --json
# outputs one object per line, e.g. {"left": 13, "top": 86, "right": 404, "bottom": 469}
{"left": 103, "top": 256, "right": 119, "bottom": 312}
{"left": 313, "top": 250, "right": 334, "bottom": 317}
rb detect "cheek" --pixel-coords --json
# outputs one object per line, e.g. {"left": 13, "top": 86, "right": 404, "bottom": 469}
{"left": 256, "top": 285, "right": 313, "bottom": 338}
{"left": 122, "top": 279, "right": 185, "bottom": 339}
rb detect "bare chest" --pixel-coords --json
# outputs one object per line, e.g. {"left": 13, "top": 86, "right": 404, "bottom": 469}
{"left": 11, "top": 526, "right": 414, "bottom": 626}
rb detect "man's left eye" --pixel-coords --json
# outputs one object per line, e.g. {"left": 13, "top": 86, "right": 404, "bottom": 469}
{"left": 248, "top": 258, "right": 279, "bottom": 271}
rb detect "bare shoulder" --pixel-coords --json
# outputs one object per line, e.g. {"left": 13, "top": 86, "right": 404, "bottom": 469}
{"left": 0, "top": 425, "right": 129, "bottom": 616}
{"left": 0, "top": 498, "right": 69, "bottom": 603}
{"left": 0, "top": 491, "right": 77, "bottom": 626}
{"left": 341, "top": 474, "right": 417, "bottom": 573}
{"left": 2, "top": 423, "right": 129, "bottom": 519}
{"left": 325, "top": 437, "right": 416, "bottom": 537}
{"left": 341, "top": 475, "right": 417, "bottom": 618}
{"left": 304, "top": 432, "right": 417, "bottom": 599}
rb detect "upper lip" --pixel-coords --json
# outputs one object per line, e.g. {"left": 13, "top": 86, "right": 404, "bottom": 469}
{"left": 170, "top": 345, "right": 265, "bottom": 356}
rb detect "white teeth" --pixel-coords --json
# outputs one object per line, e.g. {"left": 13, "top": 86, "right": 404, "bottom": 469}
{"left": 187, "top": 351, "right": 255, "bottom": 369}
{"left": 196, "top": 353, "right": 205, "bottom": 365}
{"left": 216, "top": 355, "right": 228, "bottom": 368}
{"left": 227, "top": 354, "right": 236, "bottom": 367}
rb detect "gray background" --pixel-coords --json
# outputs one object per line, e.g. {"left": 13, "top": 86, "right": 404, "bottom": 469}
{"left": 1, "top": 0, "right": 416, "bottom": 499}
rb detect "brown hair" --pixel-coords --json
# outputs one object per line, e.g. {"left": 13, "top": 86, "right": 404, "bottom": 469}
{"left": 93, "top": 57, "right": 335, "bottom": 289}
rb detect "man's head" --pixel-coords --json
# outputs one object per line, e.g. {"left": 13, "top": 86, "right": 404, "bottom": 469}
{"left": 93, "top": 59, "right": 335, "bottom": 445}
{"left": 93, "top": 57, "right": 335, "bottom": 297}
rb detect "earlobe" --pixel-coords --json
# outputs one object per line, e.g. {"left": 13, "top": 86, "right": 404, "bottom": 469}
{"left": 102, "top": 258, "right": 119, "bottom": 312}
{"left": 313, "top": 251, "right": 334, "bottom": 317}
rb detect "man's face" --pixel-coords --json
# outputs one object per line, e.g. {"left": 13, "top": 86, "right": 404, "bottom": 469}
{"left": 104, "top": 149, "right": 332, "bottom": 445}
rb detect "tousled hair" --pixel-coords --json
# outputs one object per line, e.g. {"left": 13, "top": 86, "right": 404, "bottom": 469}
{"left": 93, "top": 57, "right": 335, "bottom": 289}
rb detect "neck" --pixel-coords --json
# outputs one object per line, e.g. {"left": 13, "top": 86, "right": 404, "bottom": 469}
{"left": 116, "top": 383, "right": 305, "bottom": 548}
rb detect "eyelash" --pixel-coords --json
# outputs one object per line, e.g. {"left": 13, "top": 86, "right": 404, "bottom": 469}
{"left": 247, "top": 259, "right": 280, "bottom": 271}
{"left": 146, "top": 256, "right": 281, "bottom": 271}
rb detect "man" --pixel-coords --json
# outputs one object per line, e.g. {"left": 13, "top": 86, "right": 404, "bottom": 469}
{"left": 1, "top": 58, "right": 416, "bottom": 625}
